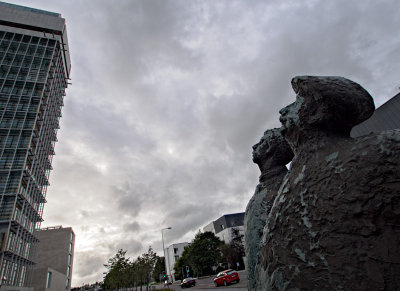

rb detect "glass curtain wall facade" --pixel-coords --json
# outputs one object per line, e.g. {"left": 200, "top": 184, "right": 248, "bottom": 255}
{"left": 0, "top": 3, "right": 70, "bottom": 288}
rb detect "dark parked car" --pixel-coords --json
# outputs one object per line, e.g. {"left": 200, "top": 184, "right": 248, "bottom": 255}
{"left": 181, "top": 277, "right": 196, "bottom": 288}
{"left": 214, "top": 269, "right": 240, "bottom": 287}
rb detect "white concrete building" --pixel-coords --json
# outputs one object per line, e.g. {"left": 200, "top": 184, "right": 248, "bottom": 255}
{"left": 164, "top": 242, "right": 189, "bottom": 282}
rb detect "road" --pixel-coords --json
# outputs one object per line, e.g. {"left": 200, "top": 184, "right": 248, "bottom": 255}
{"left": 155, "top": 270, "right": 247, "bottom": 291}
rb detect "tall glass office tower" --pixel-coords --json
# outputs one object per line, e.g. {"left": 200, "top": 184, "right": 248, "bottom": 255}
{"left": 0, "top": 2, "right": 70, "bottom": 288}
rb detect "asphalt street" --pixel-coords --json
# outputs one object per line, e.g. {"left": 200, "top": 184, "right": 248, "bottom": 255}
{"left": 155, "top": 270, "right": 247, "bottom": 291}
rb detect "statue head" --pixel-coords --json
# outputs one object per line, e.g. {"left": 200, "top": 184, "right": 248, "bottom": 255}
{"left": 252, "top": 128, "right": 294, "bottom": 169}
{"left": 279, "top": 76, "right": 375, "bottom": 146}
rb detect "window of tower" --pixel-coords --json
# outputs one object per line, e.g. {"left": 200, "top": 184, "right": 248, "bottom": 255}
{"left": 48, "top": 39, "right": 56, "bottom": 47}
{"left": 0, "top": 40, "right": 10, "bottom": 52}
{"left": 17, "top": 43, "right": 27, "bottom": 55}
{"left": 35, "top": 46, "right": 44, "bottom": 57}
{"left": 21, "top": 56, "right": 32, "bottom": 67}
{"left": 2, "top": 54, "right": 12, "bottom": 65}
{"left": 30, "top": 37, "right": 39, "bottom": 44}
{"left": 4, "top": 33, "right": 13, "bottom": 40}
{"left": 33, "top": 84, "right": 44, "bottom": 96}
{"left": 8, "top": 42, "right": 17, "bottom": 53}
{"left": 11, "top": 55, "right": 23, "bottom": 67}
{"left": 22, "top": 82, "right": 34, "bottom": 96}
{"left": 32, "top": 57, "right": 41, "bottom": 69}
{"left": 21, "top": 35, "right": 30, "bottom": 43}
{"left": 44, "top": 47, "right": 54, "bottom": 58}
{"left": 0, "top": 66, "right": 8, "bottom": 78}
{"left": 17, "top": 68, "right": 28, "bottom": 81}
{"left": 13, "top": 34, "right": 22, "bottom": 42}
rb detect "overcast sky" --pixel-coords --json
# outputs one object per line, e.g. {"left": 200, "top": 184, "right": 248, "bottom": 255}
{"left": 4, "top": 0, "right": 400, "bottom": 286}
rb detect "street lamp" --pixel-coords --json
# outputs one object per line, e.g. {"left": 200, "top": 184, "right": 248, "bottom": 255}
{"left": 161, "top": 227, "right": 172, "bottom": 282}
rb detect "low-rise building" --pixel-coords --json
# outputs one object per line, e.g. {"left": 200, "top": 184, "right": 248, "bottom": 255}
{"left": 203, "top": 212, "right": 245, "bottom": 244}
{"left": 29, "top": 226, "right": 75, "bottom": 291}
{"left": 165, "top": 242, "right": 189, "bottom": 282}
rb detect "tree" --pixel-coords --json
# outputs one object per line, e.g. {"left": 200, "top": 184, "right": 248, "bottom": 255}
{"left": 103, "top": 246, "right": 159, "bottom": 290}
{"left": 189, "top": 232, "right": 224, "bottom": 276}
{"left": 153, "top": 256, "right": 165, "bottom": 282}
{"left": 103, "top": 249, "right": 130, "bottom": 289}
{"left": 174, "top": 231, "right": 224, "bottom": 277}
{"left": 136, "top": 246, "right": 158, "bottom": 287}
{"left": 221, "top": 228, "right": 245, "bottom": 270}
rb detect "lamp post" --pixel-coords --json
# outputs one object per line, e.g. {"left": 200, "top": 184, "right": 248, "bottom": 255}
{"left": 161, "top": 227, "right": 172, "bottom": 282}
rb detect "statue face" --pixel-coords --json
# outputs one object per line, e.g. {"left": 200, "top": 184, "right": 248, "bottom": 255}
{"left": 253, "top": 129, "right": 294, "bottom": 167}
{"left": 252, "top": 135, "right": 270, "bottom": 163}
{"left": 279, "top": 95, "right": 305, "bottom": 137}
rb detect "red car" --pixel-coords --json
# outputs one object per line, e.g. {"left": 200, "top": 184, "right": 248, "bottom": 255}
{"left": 213, "top": 269, "right": 240, "bottom": 287}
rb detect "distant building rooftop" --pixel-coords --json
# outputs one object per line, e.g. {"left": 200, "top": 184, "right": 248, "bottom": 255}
{"left": 0, "top": 1, "right": 60, "bottom": 17}
{"left": 38, "top": 225, "right": 66, "bottom": 231}
{"left": 351, "top": 93, "right": 400, "bottom": 137}
{"left": 0, "top": 0, "right": 71, "bottom": 78}
{"left": 204, "top": 212, "right": 245, "bottom": 234}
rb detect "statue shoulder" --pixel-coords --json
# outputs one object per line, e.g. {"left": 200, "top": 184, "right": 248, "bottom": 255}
{"left": 353, "top": 129, "right": 400, "bottom": 156}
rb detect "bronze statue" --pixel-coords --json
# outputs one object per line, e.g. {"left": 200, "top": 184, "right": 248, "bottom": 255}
{"left": 244, "top": 128, "right": 293, "bottom": 290}
{"left": 257, "top": 76, "right": 400, "bottom": 290}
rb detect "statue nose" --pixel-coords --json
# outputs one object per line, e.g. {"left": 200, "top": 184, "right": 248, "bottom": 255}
{"left": 279, "top": 106, "right": 288, "bottom": 115}
{"left": 280, "top": 102, "right": 293, "bottom": 115}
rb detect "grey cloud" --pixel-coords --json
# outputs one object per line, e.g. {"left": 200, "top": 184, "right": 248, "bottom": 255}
{"left": 61, "top": 101, "right": 157, "bottom": 157}
{"left": 114, "top": 238, "right": 143, "bottom": 258}
{"left": 74, "top": 251, "right": 105, "bottom": 279}
{"left": 115, "top": 183, "right": 146, "bottom": 215}
{"left": 123, "top": 221, "right": 141, "bottom": 232}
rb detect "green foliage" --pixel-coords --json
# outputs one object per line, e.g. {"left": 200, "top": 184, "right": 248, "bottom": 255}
{"left": 153, "top": 256, "right": 165, "bottom": 282}
{"left": 103, "top": 246, "right": 159, "bottom": 290}
{"left": 221, "top": 228, "right": 245, "bottom": 270}
{"left": 136, "top": 246, "right": 158, "bottom": 285}
{"left": 103, "top": 249, "right": 130, "bottom": 289}
{"left": 173, "top": 231, "right": 224, "bottom": 278}
{"left": 189, "top": 232, "right": 224, "bottom": 275}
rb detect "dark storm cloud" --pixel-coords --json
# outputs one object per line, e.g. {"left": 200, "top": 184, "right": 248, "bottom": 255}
{"left": 6, "top": 0, "right": 400, "bottom": 286}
